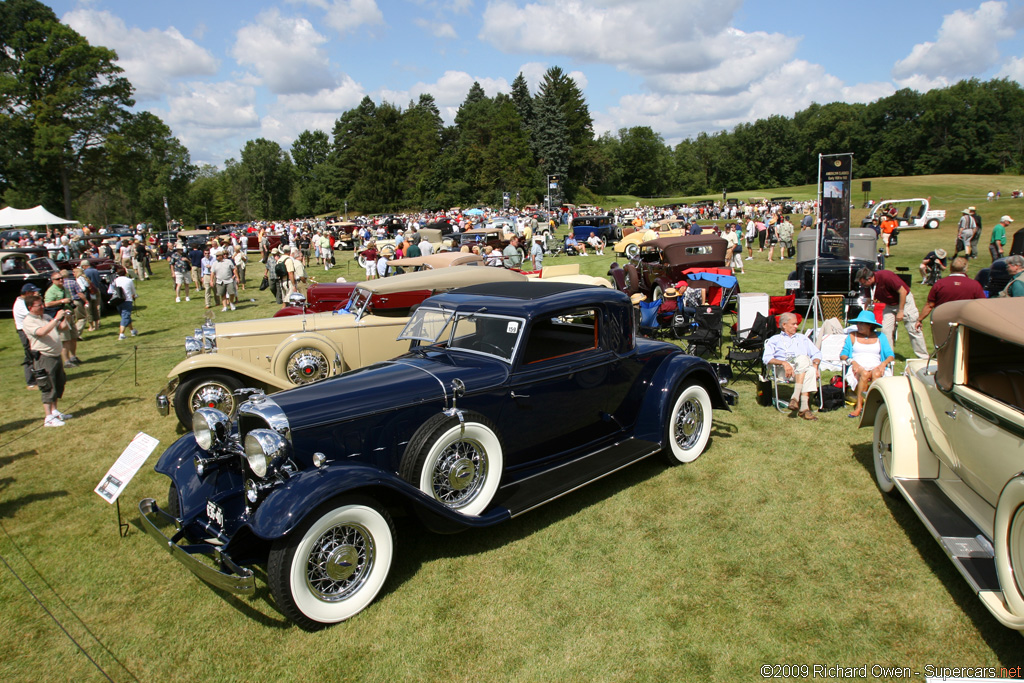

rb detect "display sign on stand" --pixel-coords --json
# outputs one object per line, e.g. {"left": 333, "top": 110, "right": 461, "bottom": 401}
{"left": 95, "top": 432, "right": 160, "bottom": 537}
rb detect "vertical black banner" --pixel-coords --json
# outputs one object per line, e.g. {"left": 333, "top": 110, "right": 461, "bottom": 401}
{"left": 819, "top": 154, "right": 852, "bottom": 258}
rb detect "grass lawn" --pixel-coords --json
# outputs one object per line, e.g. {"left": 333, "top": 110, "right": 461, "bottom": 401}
{"left": 1, "top": 176, "right": 1022, "bottom": 682}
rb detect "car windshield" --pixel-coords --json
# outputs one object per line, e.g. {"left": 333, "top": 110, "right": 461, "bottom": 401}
{"left": 400, "top": 307, "right": 523, "bottom": 362}
{"left": 30, "top": 257, "right": 58, "bottom": 273}
{"left": 338, "top": 287, "right": 372, "bottom": 318}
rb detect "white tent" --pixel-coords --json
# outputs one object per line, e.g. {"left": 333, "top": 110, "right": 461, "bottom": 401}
{"left": 0, "top": 205, "right": 79, "bottom": 228}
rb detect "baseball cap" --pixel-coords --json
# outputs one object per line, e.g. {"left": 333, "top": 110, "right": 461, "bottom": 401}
{"left": 1002, "top": 215, "right": 1014, "bottom": 223}
{"left": 21, "top": 283, "right": 40, "bottom": 293}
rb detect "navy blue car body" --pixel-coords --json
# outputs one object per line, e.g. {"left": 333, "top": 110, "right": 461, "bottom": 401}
{"left": 139, "top": 281, "right": 731, "bottom": 628}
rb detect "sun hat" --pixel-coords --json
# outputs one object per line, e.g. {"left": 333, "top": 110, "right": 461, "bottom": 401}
{"left": 935, "top": 248, "right": 947, "bottom": 259}
{"left": 663, "top": 287, "right": 679, "bottom": 298}
{"left": 851, "top": 309, "right": 881, "bottom": 327}
{"left": 962, "top": 209, "right": 971, "bottom": 214}
{"left": 270, "top": 247, "right": 280, "bottom": 255}
{"left": 630, "top": 293, "right": 646, "bottom": 304}
{"left": 969, "top": 206, "right": 976, "bottom": 211}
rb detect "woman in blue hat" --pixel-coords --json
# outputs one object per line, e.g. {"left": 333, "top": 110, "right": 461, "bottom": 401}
{"left": 841, "top": 309, "right": 895, "bottom": 418}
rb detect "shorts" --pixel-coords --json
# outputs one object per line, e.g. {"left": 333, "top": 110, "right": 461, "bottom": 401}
{"left": 118, "top": 300, "right": 134, "bottom": 327}
{"left": 881, "top": 233, "right": 892, "bottom": 245}
{"left": 959, "top": 228, "right": 974, "bottom": 243}
{"left": 216, "top": 281, "right": 238, "bottom": 299}
{"left": 35, "top": 354, "right": 66, "bottom": 404}
{"left": 174, "top": 271, "right": 192, "bottom": 285}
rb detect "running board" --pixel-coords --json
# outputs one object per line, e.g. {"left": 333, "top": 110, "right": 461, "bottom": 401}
{"left": 894, "top": 479, "right": 999, "bottom": 593}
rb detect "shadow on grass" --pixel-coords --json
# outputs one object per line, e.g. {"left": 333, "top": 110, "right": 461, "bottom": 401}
{"left": 0, "top": 488, "right": 69, "bottom": 518}
{"left": 71, "top": 396, "right": 141, "bottom": 419}
{"left": 386, "top": 456, "right": 671, "bottom": 598}
{"left": 0, "top": 450, "right": 36, "bottom": 469}
{"left": 0, "top": 417, "right": 42, "bottom": 433}
{"left": 710, "top": 417, "right": 738, "bottom": 438}
{"left": 849, "top": 442, "right": 1023, "bottom": 664}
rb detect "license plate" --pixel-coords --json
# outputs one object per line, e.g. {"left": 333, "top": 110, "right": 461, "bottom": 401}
{"left": 206, "top": 499, "right": 224, "bottom": 527}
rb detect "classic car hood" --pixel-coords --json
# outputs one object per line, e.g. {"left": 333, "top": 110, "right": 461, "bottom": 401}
{"left": 269, "top": 351, "right": 510, "bottom": 430}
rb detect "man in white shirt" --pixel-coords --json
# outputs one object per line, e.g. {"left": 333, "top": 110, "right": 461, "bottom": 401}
{"left": 14, "top": 283, "right": 41, "bottom": 389}
{"left": 762, "top": 312, "right": 821, "bottom": 420}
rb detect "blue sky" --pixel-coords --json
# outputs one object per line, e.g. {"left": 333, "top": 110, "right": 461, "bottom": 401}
{"left": 45, "top": 0, "right": 1024, "bottom": 168}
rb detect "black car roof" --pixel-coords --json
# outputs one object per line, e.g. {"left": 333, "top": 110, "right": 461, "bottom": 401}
{"left": 451, "top": 281, "right": 596, "bottom": 300}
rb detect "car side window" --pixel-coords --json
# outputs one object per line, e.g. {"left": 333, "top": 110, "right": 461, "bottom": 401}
{"left": 964, "top": 329, "right": 1024, "bottom": 410}
{"left": 521, "top": 307, "right": 600, "bottom": 365}
{"left": 2, "top": 256, "right": 30, "bottom": 274}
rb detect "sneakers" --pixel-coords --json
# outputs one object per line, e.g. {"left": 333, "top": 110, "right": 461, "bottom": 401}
{"left": 222, "top": 306, "right": 228, "bottom": 312}
{"left": 745, "top": 256, "right": 753, "bottom": 260}
{"left": 131, "top": 329, "right": 138, "bottom": 337}
{"left": 118, "top": 333, "right": 125, "bottom": 340}
{"left": 185, "top": 296, "right": 190, "bottom": 302}
{"left": 229, "top": 303, "right": 236, "bottom": 311}
{"left": 176, "top": 297, "right": 181, "bottom": 303}
{"left": 44, "top": 416, "right": 65, "bottom": 427}
{"left": 58, "top": 412, "right": 73, "bottom": 420}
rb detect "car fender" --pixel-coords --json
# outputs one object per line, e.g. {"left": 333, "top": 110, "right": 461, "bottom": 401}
{"left": 607, "top": 262, "right": 627, "bottom": 292}
{"left": 269, "top": 332, "right": 344, "bottom": 378}
{"left": 249, "top": 464, "right": 510, "bottom": 539}
{"left": 632, "top": 354, "right": 730, "bottom": 445}
{"left": 860, "top": 376, "right": 939, "bottom": 480}
{"left": 168, "top": 354, "right": 293, "bottom": 392}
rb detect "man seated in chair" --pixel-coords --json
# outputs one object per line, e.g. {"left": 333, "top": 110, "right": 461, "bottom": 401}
{"left": 762, "top": 312, "right": 822, "bottom": 420}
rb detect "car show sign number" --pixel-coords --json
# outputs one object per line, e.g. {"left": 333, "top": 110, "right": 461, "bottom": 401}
{"left": 95, "top": 432, "right": 160, "bottom": 504}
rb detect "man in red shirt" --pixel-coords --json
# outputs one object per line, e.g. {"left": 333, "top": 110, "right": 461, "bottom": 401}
{"left": 855, "top": 267, "right": 929, "bottom": 359}
{"left": 916, "top": 257, "right": 986, "bottom": 329}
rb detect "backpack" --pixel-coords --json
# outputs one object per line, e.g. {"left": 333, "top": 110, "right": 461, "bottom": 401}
{"left": 819, "top": 384, "right": 846, "bottom": 412}
{"left": 274, "top": 257, "right": 289, "bottom": 279}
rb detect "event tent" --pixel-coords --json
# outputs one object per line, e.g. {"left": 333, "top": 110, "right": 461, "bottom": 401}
{"left": 0, "top": 205, "right": 78, "bottom": 228}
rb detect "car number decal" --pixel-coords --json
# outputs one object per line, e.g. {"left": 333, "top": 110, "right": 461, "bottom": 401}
{"left": 206, "top": 499, "right": 224, "bottom": 527}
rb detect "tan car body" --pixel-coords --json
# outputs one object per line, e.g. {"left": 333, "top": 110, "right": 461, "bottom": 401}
{"left": 160, "top": 265, "right": 528, "bottom": 426}
{"left": 859, "top": 297, "right": 1024, "bottom": 631}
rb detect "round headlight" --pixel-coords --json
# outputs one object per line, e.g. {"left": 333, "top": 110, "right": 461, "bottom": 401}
{"left": 244, "top": 428, "right": 288, "bottom": 479}
{"left": 193, "top": 407, "right": 229, "bottom": 451}
{"left": 185, "top": 337, "right": 201, "bottom": 357}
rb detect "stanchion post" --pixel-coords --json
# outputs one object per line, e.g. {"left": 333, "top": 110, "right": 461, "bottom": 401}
{"left": 116, "top": 499, "right": 130, "bottom": 538}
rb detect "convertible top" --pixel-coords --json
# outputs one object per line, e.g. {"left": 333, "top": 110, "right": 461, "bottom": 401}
{"left": 359, "top": 264, "right": 525, "bottom": 295}
{"left": 452, "top": 281, "right": 600, "bottom": 301}
{"left": 932, "top": 297, "right": 1024, "bottom": 389}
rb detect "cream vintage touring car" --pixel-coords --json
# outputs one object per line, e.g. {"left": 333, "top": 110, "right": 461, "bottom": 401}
{"left": 860, "top": 296, "right": 1024, "bottom": 631}
{"left": 156, "top": 265, "right": 526, "bottom": 427}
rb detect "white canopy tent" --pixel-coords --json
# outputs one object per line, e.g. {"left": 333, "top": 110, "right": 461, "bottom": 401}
{"left": 0, "top": 205, "right": 79, "bottom": 228}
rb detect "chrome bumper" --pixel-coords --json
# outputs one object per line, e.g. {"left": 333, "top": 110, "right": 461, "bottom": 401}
{"left": 138, "top": 498, "right": 255, "bottom": 595}
{"left": 155, "top": 378, "right": 179, "bottom": 417}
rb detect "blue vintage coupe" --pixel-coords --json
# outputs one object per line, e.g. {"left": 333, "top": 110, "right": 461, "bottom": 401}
{"left": 139, "top": 282, "right": 734, "bottom": 629}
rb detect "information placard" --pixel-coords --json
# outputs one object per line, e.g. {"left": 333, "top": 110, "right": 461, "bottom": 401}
{"left": 95, "top": 432, "right": 160, "bottom": 503}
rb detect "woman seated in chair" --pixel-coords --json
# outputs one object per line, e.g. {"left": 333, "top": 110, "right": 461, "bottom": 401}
{"left": 841, "top": 309, "right": 895, "bottom": 418}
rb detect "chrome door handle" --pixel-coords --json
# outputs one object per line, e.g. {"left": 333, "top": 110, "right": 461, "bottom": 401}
{"left": 511, "top": 391, "right": 529, "bottom": 399}
{"left": 945, "top": 409, "right": 957, "bottom": 419}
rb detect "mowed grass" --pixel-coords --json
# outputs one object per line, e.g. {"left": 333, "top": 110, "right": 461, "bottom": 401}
{"left": 2, "top": 177, "right": 1023, "bottom": 682}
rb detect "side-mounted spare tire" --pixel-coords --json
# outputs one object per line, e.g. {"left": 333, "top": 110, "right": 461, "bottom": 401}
{"left": 399, "top": 410, "right": 503, "bottom": 516}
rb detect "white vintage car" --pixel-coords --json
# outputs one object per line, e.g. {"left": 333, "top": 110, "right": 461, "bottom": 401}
{"left": 860, "top": 296, "right": 1024, "bottom": 631}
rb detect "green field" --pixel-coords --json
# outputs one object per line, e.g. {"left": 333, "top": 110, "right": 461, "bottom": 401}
{"left": 1, "top": 175, "right": 1021, "bottom": 682}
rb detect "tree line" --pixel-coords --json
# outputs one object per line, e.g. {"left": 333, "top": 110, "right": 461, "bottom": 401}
{"left": 3, "top": 0, "right": 1024, "bottom": 226}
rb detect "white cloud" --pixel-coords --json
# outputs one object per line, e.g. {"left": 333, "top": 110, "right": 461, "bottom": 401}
{"left": 892, "top": 1, "right": 1016, "bottom": 85}
{"left": 231, "top": 9, "right": 336, "bottom": 94}
{"left": 997, "top": 55, "right": 1024, "bottom": 85}
{"left": 390, "top": 71, "right": 512, "bottom": 122}
{"left": 288, "top": 0, "right": 385, "bottom": 35}
{"left": 599, "top": 60, "right": 893, "bottom": 145}
{"left": 481, "top": 0, "right": 748, "bottom": 72}
{"left": 414, "top": 18, "right": 458, "bottom": 39}
{"left": 277, "top": 77, "right": 367, "bottom": 113}
{"left": 62, "top": 9, "right": 218, "bottom": 101}
{"left": 164, "top": 82, "right": 260, "bottom": 130}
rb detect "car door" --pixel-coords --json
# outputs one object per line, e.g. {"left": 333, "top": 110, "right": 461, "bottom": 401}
{"left": 944, "top": 328, "right": 1024, "bottom": 506}
{"left": 498, "top": 306, "right": 632, "bottom": 469}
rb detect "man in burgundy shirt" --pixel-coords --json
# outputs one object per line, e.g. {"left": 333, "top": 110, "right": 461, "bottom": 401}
{"left": 856, "top": 267, "right": 929, "bottom": 359}
{"left": 915, "top": 257, "right": 986, "bottom": 330}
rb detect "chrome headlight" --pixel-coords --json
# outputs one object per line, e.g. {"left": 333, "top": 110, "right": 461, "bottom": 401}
{"left": 185, "top": 337, "right": 201, "bottom": 357}
{"left": 287, "top": 292, "right": 306, "bottom": 307}
{"left": 244, "top": 428, "right": 289, "bottom": 478}
{"left": 200, "top": 323, "right": 216, "bottom": 352}
{"left": 193, "top": 407, "right": 230, "bottom": 452}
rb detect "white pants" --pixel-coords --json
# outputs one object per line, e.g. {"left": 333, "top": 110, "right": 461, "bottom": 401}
{"left": 881, "top": 293, "right": 928, "bottom": 359}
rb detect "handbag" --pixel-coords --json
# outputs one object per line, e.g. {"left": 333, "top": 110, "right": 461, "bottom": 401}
{"left": 259, "top": 276, "right": 270, "bottom": 291}
{"left": 787, "top": 245, "right": 796, "bottom": 258}
{"left": 108, "top": 287, "right": 124, "bottom": 307}
{"left": 888, "top": 228, "right": 899, "bottom": 246}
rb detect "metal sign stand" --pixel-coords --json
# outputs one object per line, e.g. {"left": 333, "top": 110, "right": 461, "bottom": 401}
{"left": 115, "top": 499, "right": 130, "bottom": 538}
{"left": 801, "top": 153, "right": 825, "bottom": 339}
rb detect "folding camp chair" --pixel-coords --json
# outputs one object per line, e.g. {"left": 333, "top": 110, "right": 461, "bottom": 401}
{"left": 638, "top": 299, "right": 662, "bottom": 337}
{"left": 678, "top": 306, "right": 724, "bottom": 358}
{"left": 726, "top": 311, "right": 773, "bottom": 382}
{"left": 766, "top": 360, "right": 824, "bottom": 412}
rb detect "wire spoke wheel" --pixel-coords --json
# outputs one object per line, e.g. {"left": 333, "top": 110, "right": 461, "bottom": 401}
{"left": 286, "top": 348, "right": 331, "bottom": 384}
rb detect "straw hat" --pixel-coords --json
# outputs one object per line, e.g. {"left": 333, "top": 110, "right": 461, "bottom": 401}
{"left": 663, "top": 287, "right": 679, "bottom": 298}
{"left": 630, "top": 293, "right": 646, "bottom": 304}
